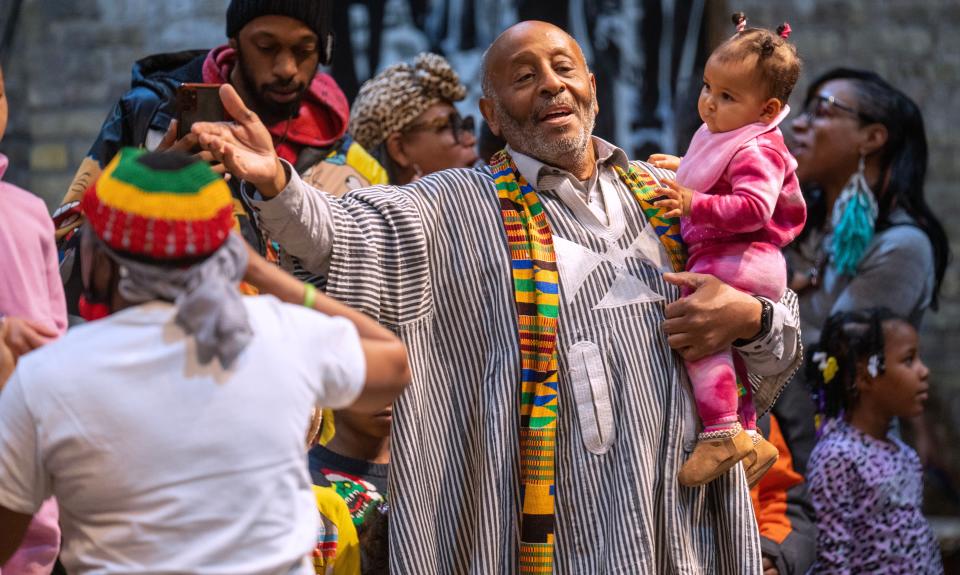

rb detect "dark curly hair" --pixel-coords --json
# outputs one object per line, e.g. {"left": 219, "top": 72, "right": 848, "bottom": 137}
{"left": 805, "top": 308, "right": 904, "bottom": 427}
{"left": 358, "top": 503, "right": 389, "bottom": 575}
{"left": 712, "top": 12, "right": 801, "bottom": 104}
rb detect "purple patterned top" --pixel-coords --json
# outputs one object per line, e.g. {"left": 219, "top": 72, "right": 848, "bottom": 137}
{"left": 808, "top": 419, "right": 943, "bottom": 574}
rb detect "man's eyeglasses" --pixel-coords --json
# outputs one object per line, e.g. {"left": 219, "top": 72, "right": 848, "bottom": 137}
{"left": 800, "top": 94, "right": 873, "bottom": 123}
{"left": 404, "top": 112, "right": 476, "bottom": 146}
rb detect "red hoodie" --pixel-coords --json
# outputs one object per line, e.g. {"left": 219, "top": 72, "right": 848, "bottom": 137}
{"left": 202, "top": 45, "right": 350, "bottom": 164}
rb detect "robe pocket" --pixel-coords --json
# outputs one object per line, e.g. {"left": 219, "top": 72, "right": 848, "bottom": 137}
{"left": 567, "top": 341, "right": 616, "bottom": 454}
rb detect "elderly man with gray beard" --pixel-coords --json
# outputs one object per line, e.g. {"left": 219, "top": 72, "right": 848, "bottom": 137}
{"left": 193, "top": 20, "right": 801, "bottom": 575}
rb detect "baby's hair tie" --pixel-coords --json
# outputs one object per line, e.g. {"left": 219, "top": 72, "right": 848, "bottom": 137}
{"left": 732, "top": 12, "right": 747, "bottom": 33}
{"left": 777, "top": 22, "right": 792, "bottom": 39}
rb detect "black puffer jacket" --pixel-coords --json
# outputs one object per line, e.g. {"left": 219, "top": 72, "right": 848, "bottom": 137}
{"left": 88, "top": 50, "right": 207, "bottom": 166}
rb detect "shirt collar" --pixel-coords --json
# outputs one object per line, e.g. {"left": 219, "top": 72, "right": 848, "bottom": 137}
{"left": 505, "top": 136, "right": 630, "bottom": 191}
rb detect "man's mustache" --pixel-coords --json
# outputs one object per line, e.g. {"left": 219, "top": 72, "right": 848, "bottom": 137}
{"left": 532, "top": 95, "right": 578, "bottom": 121}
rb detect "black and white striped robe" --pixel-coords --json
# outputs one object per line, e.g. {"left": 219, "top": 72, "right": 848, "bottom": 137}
{"left": 250, "top": 152, "right": 802, "bottom": 574}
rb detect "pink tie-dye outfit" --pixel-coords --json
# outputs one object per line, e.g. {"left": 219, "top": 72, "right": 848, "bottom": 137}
{"left": 675, "top": 108, "right": 806, "bottom": 431}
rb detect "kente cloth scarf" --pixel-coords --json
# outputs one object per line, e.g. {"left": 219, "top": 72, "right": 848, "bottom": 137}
{"left": 490, "top": 150, "right": 685, "bottom": 573}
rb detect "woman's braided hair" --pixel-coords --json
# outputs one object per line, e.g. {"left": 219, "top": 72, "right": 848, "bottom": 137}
{"left": 805, "top": 307, "right": 901, "bottom": 425}
{"left": 712, "top": 12, "right": 801, "bottom": 104}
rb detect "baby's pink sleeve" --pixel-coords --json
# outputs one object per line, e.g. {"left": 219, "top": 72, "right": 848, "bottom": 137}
{"left": 688, "top": 143, "right": 786, "bottom": 233}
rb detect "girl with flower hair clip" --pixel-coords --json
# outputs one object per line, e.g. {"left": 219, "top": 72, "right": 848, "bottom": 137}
{"left": 805, "top": 307, "right": 943, "bottom": 573}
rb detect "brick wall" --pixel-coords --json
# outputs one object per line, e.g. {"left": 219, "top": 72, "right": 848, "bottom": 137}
{"left": 1, "top": 0, "right": 230, "bottom": 209}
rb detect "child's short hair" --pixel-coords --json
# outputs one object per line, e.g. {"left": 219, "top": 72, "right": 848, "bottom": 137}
{"left": 805, "top": 308, "right": 902, "bottom": 427}
{"left": 358, "top": 503, "right": 389, "bottom": 575}
{"left": 712, "top": 13, "right": 801, "bottom": 105}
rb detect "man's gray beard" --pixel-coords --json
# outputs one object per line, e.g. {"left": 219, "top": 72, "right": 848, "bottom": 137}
{"left": 493, "top": 94, "right": 596, "bottom": 171}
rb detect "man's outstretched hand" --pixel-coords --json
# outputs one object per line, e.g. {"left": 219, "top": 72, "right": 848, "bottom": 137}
{"left": 191, "top": 84, "right": 287, "bottom": 197}
{"left": 661, "top": 272, "right": 762, "bottom": 361}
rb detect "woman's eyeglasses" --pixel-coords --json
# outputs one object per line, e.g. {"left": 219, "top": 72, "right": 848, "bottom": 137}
{"left": 404, "top": 112, "right": 476, "bottom": 146}
{"left": 800, "top": 95, "right": 873, "bottom": 123}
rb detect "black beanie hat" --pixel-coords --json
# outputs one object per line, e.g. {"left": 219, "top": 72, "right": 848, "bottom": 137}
{"left": 226, "top": 0, "right": 334, "bottom": 64}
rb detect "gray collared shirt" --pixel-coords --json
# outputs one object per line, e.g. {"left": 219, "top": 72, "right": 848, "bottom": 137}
{"left": 507, "top": 137, "right": 628, "bottom": 227}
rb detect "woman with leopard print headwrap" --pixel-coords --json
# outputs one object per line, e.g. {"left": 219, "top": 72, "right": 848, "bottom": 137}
{"left": 349, "top": 52, "right": 478, "bottom": 184}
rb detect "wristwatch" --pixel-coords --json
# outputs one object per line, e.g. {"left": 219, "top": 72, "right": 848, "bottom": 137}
{"left": 733, "top": 296, "right": 772, "bottom": 347}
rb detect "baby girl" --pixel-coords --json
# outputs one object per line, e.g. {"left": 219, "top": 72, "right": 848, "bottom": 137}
{"left": 651, "top": 13, "right": 806, "bottom": 487}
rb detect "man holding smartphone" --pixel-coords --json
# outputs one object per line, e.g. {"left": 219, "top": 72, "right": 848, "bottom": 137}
{"left": 55, "top": 0, "right": 386, "bottom": 311}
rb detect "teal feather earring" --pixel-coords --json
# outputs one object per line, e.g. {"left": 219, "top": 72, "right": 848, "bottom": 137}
{"left": 830, "top": 154, "right": 878, "bottom": 276}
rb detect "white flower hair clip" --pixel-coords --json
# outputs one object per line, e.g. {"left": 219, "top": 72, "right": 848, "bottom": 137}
{"left": 867, "top": 354, "right": 882, "bottom": 378}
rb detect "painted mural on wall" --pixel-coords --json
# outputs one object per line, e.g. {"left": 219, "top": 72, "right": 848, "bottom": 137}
{"left": 329, "top": 0, "right": 708, "bottom": 159}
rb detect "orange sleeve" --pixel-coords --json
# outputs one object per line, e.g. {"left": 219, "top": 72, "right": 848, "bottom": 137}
{"left": 750, "top": 414, "right": 804, "bottom": 544}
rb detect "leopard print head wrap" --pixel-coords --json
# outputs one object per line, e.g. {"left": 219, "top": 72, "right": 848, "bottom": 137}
{"left": 349, "top": 52, "right": 467, "bottom": 151}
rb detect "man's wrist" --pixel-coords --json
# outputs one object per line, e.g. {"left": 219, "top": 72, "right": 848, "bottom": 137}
{"left": 259, "top": 158, "right": 290, "bottom": 198}
{"left": 734, "top": 296, "right": 771, "bottom": 346}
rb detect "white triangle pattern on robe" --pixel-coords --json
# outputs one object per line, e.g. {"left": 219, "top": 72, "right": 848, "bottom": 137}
{"left": 625, "top": 225, "right": 676, "bottom": 273}
{"left": 594, "top": 269, "right": 665, "bottom": 309}
{"left": 554, "top": 235, "right": 606, "bottom": 305}
{"left": 554, "top": 232, "right": 667, "bottom": 309}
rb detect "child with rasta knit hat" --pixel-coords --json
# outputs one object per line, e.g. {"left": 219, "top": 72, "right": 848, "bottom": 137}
{"left": 649, "top": 13, "right": 806, "bottom": 488}
{"left": 0, "top": 148, "right": 410, "bottom": 574}
{"left": 805, "top": 308, "right": 942, "bottom": 573}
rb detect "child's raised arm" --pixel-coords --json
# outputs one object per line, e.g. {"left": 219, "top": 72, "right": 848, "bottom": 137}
{"left": 647, "top": 153, "right": 682, "bottom": 171}
{"left": 243, "top": 244, "right": 411, "bottom": 415}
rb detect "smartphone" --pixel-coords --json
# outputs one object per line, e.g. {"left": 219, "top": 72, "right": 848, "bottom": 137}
{"left": 175, "top": 83, "right": 225, "bottom": 139}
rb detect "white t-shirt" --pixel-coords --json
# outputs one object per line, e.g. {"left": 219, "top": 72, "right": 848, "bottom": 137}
{"left": 0, "top": 296, "right": 366, "bottom": 574}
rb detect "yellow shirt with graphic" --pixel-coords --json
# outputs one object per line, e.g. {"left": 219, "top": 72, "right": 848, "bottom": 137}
{"left": 311, "top": 484, "right": 360, "bottom": 575}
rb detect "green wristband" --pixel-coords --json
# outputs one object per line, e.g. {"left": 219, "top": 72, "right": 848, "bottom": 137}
{"left": 303, "top": 283, "right": 317, "bottom": 309}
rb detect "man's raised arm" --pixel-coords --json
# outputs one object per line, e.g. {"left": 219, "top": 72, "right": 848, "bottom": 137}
{"left": 193, "top": 84, "right": 437, "bottom": 327}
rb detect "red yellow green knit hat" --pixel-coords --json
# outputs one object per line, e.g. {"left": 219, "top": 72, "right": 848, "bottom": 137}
{"left": 82, "top": 148, "right": 234, "bottom": 260}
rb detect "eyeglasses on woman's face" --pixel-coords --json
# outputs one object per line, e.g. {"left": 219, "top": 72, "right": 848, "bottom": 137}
{"left": 404, "top": 112, "right": 476, "bottom": 146}
{"left": 799, "top": 94, "right": 873, "bottom": 123}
